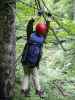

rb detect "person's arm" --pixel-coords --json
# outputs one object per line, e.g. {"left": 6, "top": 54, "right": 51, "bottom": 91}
{"left": 44, "top": 20, "right": 50, "bottom": 40}
{"left": 26, "top": 18, "right": 35, "bottom": 41}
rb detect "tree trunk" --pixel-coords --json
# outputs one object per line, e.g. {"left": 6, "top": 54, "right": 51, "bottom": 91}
{"left": 0, "top": 0, "right": 16, "bottom": 99}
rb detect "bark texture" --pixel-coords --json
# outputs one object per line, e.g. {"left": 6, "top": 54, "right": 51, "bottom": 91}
{"left": 0, "top": 0, "right": 16, "bottom": 99}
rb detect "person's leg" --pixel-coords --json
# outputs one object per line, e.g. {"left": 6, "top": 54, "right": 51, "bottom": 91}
{"left": 21, "top": 66, "right": 31, "bottom": 96}
{"left": 21, "top": 74, "right": 29, "bottom": 91}
{"left": 32, "top": 67, "right": 41, "bottom": 90}
{"left": 32, "top": 67, "right": 44, "bottom": 97}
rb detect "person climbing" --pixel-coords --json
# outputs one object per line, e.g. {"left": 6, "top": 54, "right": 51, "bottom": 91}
{"left": 21, "top": 16, "right": 49, "bottom": 97}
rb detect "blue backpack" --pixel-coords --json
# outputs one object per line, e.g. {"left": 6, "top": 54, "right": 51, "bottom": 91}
{"left": 21, "top": 32, "right": 44, "bottom": 67}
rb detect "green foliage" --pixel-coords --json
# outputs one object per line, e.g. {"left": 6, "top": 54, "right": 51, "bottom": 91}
{"left": 15, "top": 0, "right": 75, "bottom": 100}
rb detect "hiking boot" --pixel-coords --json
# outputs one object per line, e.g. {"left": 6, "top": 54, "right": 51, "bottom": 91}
{"left": 36, "top": 89, "right": 45, "bottom": 98}
{"left": 21, "top": 89, "right": 30, "bottom": 97}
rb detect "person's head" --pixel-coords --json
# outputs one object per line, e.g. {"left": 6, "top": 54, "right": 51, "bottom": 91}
{"left": 35, "top": 23, "right": 48, "bottom": 36}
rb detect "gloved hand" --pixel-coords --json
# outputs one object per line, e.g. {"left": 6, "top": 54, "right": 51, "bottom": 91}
{"left": 38, "top": 9, "right": 45, "bottom": 16}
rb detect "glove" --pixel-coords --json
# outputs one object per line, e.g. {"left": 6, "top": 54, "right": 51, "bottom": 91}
{"left": 38, "top": 9, "right": 45, "bottom": 16}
